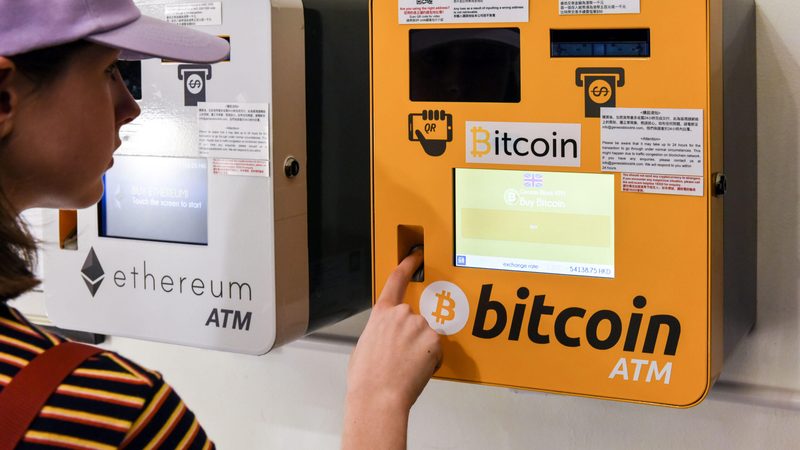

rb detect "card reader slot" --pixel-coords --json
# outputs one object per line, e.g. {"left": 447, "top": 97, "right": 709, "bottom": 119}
{"left": 59, "top": 210, "right": 78, "bottom": 250}
{"left": 397, "top": 225, "right": 424, "bottom": 282}
{"left": 551, "top": 29, "right": 650, "bottom": 58}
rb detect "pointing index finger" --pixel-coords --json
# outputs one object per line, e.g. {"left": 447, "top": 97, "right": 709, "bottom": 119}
{"left": 376, "top": 247, "right": 423, "bottom": 308}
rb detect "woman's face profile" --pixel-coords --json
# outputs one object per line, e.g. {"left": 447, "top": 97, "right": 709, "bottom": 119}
{"left": 0, "top": 43, "right": 141, "bottom": 211}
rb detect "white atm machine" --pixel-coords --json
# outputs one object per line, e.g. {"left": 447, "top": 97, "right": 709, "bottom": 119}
{"left": 42, "top": 0, "right": 372, "bottom": 354}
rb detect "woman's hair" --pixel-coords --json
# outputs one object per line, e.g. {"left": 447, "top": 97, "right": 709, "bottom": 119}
{"left": 0, "top": 40, "right": 90, "bottom": 301}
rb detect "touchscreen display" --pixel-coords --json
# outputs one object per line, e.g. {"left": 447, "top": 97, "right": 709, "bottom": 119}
{"left": 455, "top": 169, "right": 614, "bottom": 278}
{"left": 99, "top": 155, "right": 209, "bottom": 245}
{"left": 410, "top": 28, "right": 520, "bottom": 103}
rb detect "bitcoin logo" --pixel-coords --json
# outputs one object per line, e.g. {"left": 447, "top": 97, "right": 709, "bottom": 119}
{"left": 186, "top": 74, "right": 205, "bottom": 95}
{"left": 432, "top": 290, "right": 456, "bottom": 325}
{"left": 503, "top": 189, "right": 519, "bottom": 206}
{"left": 420, "top": 281, "right": 469, "bottom": 335}
{"left": 470, "top": 126, "right": 491, "bottom": 158}
{"left": 588, "top": 79, "right": 612, "bottom": 104}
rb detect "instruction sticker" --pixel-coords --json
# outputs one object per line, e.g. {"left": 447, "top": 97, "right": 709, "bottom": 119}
{"left": 166, "top": 2, "right": 222, "bottom": 26}
{"left": 212, "top": 159, "right": 269, "bottom": 178}
{"left": 559, "top": 0, "right": 639, "bottom": 15}
{"left": 399, "top": 0, "right": 528, "bottom": 25}
{"left": 622, "top": 173, "right": 703, "bottom": 197}
{"left": 601, "top": 108, "right": 704, "bottom": 176}
{"left": 198, "top": 103, "right": 269, "bottom": 160}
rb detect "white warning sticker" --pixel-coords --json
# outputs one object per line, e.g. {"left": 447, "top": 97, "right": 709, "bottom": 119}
{"left": 198, "top": 103, "right": 269, "bottom": 160}
{"left": 601, "top": 108, "right": 704, "bottom": 176}
{"left": 559, "top": 0, "right": 639, "bottom": 15}
{"left": 622, "top": 173, "right": 704, "bottom": 197}
{"left": 399, "top": 0, "right": 528, "bottom": 25}
{"left": 212, "top": 159, "right": 269, "bottom": 178}
{"left": 166, "top": 2, "right": 222, "bottom": 26}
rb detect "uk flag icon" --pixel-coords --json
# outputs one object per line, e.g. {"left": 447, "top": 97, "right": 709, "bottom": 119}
{"left": 523, "top": 172, "right": 544, "bottom": 188}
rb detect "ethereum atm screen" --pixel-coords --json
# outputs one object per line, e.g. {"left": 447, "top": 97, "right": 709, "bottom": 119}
{"left": 98, "top": 155, "right": 208, "bottom": 245}
{"left": 454, "top": 169, "right": 615, "bottom": 278}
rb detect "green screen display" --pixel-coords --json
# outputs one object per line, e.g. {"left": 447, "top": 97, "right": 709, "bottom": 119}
{"left": 454, "top": 169, "right": 615, "bottom": 278}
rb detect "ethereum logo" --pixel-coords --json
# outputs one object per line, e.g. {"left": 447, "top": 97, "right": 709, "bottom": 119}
{"left": 81, "top": 247, "right": 105, "bottom": 297}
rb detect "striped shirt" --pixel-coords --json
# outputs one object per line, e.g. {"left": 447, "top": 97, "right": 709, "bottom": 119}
{"left": 0, "top": 303, "right": 214, "bottom": 449}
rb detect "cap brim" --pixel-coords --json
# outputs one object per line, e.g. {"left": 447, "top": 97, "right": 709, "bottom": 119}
{"left": 87, "top": 15, "right": 229, "bottom": 63}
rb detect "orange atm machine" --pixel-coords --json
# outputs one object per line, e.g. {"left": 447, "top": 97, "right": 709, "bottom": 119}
{"left": 371, "top": 0, "right": 756, "bottom": 407}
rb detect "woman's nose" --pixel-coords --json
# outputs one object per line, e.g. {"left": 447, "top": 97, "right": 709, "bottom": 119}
{"left": 114, "top": 74, "right": 141, "bottom": 128}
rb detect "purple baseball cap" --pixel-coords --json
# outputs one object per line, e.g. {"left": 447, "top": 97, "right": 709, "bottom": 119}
{"left": 0, "top": 0, "right": 230, "bottom": 63}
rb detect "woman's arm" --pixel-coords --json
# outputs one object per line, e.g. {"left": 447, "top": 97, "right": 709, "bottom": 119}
{"left": 343, "top": 249, "right": 441, "bottom": 450}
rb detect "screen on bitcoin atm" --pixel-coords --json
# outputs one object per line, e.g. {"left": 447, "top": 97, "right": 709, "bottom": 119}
{"left": 410, "top": 28, "right": 520, "bottom": 103}
{"left": 454, "top": 169, "right": 615, "bottom": 278}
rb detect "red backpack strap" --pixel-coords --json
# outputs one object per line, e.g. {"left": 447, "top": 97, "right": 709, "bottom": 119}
{"left": 0, "top": 341, "right": 103, "bottom": 449}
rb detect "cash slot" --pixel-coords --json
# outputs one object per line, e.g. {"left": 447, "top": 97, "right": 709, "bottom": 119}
{"left": 551, "top": 29, "right": 650, "bottom": 58}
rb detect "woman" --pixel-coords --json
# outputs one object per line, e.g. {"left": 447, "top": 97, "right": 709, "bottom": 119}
{"left": 0, "top": 1, "right": 441, "bottom": 448}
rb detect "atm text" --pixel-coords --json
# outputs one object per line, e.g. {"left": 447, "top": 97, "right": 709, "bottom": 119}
{"left": 206, "top": 308, "right": 252, "bottom": 331}
{"left": 609, "top": 358, "right": 672, "bottom": 384}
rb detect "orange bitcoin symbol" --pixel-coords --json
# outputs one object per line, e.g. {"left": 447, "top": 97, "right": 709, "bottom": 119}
{"left": 432, "top": 290, "right": 456, "bottom": 325}
{"left": 470, "top": 126, "right": 491, "bottom": 158}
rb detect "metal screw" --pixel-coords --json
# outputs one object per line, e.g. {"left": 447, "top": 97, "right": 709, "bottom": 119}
{"left": 284, "top": 157, "right": 300, "bottom": 178}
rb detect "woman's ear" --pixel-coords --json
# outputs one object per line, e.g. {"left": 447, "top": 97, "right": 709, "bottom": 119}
{"left": 0, "top": 58, "right": 18, "bottom": 140}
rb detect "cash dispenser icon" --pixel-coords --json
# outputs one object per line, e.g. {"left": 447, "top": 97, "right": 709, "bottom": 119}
{"left": 178, "top": 64, "right": 213, "bottom": 107}
{"left": 575, "top": 68, "right": 625, "bottom": 118}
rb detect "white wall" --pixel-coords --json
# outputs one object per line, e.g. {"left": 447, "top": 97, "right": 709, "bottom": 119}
{"left": 14, "top": 1, "right": 800, "bottom": 448}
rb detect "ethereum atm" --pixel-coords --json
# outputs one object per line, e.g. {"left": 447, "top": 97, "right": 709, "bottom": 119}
{"left": 42, "top": 0, "right": 372, "bottom": 354}
{"left": 371, "top": 0, "right": 756, "bottom": 406}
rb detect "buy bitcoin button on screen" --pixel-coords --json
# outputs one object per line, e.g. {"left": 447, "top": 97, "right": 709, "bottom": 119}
{"left": 454, "top": 169, "right": 615, "bottom": 278}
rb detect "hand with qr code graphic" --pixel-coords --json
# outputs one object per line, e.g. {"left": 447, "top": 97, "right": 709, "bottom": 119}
{"left": 409, "top": 109, "right": 452, "bottom": 157}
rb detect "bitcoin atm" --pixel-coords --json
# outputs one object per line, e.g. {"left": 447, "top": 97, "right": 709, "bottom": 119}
{"left": 41, "top": 0, "right": 372, "bottom": 354}
{"left": 372, "top": 0, "right": 756, "bottom": 406}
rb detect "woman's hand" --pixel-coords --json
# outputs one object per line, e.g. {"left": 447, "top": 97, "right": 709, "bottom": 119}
{"left": 343, "top": 249, "right": 441, "bottom": 450}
